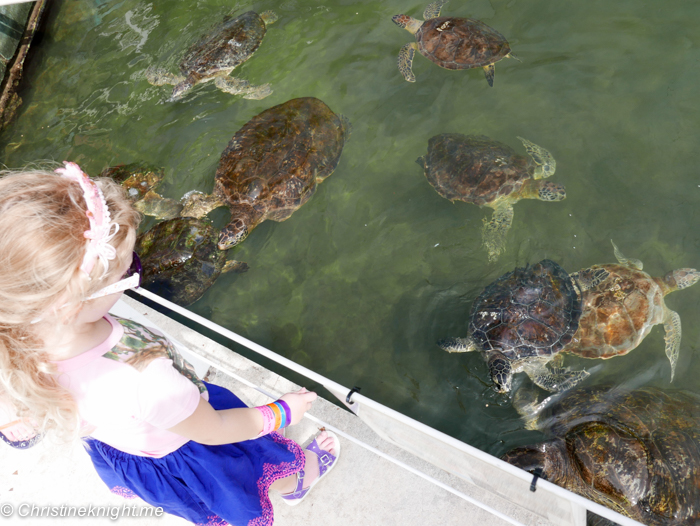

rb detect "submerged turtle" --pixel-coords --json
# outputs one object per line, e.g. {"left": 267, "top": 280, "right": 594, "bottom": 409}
{"left": 392, "top": 0, "right": 518, "bottom": 85}
{"left": 181, "top": 97, "right": 351, "bottom": 250}
{"left": 563, "top": 240, "right": 700, "bottom": 382}
{"left": 101, "top": 162, "right": 182, "bottom": 220}
{"left": 503, "top": 385, "right": 700, "bottom": 525}
{"left": 135, "top": 217, "right": 248, "bottom": 307}
{"left": 418, "top": 134, "right": 564, "bottom": 262}
{"left": 439, "top": 259, "right": 585, "bottom": 393}
{"left": 146, "top": 10, "right": 278, "bottom": 101}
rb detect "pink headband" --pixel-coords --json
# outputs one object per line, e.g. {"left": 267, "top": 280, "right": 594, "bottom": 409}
{"left": 55, "top": 162, "right": 119, "bottom": 278}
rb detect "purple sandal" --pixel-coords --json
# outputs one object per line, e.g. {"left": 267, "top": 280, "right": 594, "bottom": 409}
{"left": 281, "top": 430, "right": 340, "bottom": 506}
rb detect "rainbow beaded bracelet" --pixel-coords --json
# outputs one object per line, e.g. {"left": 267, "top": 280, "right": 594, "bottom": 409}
{"left": 255, "top": 400, "right": 292, "bottom": 437}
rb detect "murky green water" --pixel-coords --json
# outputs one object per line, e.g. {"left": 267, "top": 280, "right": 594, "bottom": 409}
{"left": 3, "top": 0, "right": 700, "bottom": 456}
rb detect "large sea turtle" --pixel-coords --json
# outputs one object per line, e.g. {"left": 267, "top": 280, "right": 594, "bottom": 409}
{"left": 181, "top": 97, "right": 351, "bottom": 250}
{"left": 101, "top": 162, "right": 182, "bottom": 220}
{"left": 146, "top": 10, "right": 278, "bottom": 101}
{"left": 503, "top": 385, "right": 700, "bottom": 525}
{"left": 135, "top": 217, "right": 248, "bottom": 307}
{"left": 439, "top": 259, "right": 585, "bottom": 393}
{"left": 392, "top": 0, "right": 518, "bottom": 85}
{"left": 562, "top": 240, "right": 700, "bottom": 382}
{"left": 418, "top": 134, "right": 564, "bottom": 262}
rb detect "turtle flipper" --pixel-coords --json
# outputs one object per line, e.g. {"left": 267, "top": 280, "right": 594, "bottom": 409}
{"left": 487, "top": 351, "right": 513, "bottom": 393}
{"left": 214, "top": 77, "right": 272, "bottom": 100}
{"left": 527, "top": 361, "right": 589, "bottom": 392}
{"left": 571, "top": 267, "right": 609, "bottom": 291}
{"left": 423, "top": 0, "right": 448, "bottom": 20}
{"left": 483, "top": 64, "right": 495, "bottom": 87}
{"left": 482, "top": 203, "right": 514, "bottom": 262}
{"left": 145, "top": 66, "right": 183, "bottom": 87}
{"left": 610, "top": 239, "right": 643, "bottom": 270}
{"left": 398, "top": 43, "right": 418, "bottom": 82}
{"left": 437, "top": 335, "right": 478, "bottom": 353}
{"left": 507, "top": 52, "right": 521, "bottom": 62}
{"left": 517, "top": 137, "right": 556, "bottom": 179}
{"left": 222, "top": 260, "right": 250, "bottom": 273}
{"left": 181, "top": 190, "right": 226, "bottom": 219}
{"left": 134, "top": 190, "right": 183, "bottom": 220}
{"left": 260, "top": 10, "right": 278, "bottom": 25}
{"left": 663, "top": 309, "right": 681, "bottom": 382}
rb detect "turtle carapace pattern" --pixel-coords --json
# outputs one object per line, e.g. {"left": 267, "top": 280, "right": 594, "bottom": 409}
{"left": 439, "top": 259, "right": 585, "bottom": 393}
{"left": 392, "top": 0, "right": 518, "bottom": 85}
{"left": 503, "top": 385, "right": 700, "bottom": 526}
{"left": 145, "top": 10, "right": 278, "bottom": 101}
{"left": 180, "top": 97, "right": 351, "bottom": 250}
{"left": 419, "top": 134, "right": 564, "bottom": 262}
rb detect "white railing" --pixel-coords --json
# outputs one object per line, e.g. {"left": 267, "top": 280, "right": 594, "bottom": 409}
{"left": 132, "top": 287, "right": 642, "bottom": 526}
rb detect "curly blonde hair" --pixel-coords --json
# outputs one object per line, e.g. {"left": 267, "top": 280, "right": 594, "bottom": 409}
{"left": 0, "top": 166, "right": 140, "bottom": 441}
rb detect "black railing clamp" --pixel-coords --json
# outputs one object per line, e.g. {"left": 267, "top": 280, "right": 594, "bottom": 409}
{"left": 530, "top": 468, "right": 543, "bottom": 492}
{"left": 346, "top": 386, "right": 361, "bottom": 404}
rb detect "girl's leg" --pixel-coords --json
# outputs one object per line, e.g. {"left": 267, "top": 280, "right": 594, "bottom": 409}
{"left": 269, "top": 431, "right": 337, "bottom": 494}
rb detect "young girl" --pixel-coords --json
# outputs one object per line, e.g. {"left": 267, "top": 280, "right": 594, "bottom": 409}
{"left": 0, "top": 163, "right": 339, "bottom": 525}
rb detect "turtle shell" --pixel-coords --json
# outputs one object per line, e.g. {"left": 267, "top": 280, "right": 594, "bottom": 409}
{"left": 422, "top": 134, "right": 534, "bottom": 206}
{"left": 416, "top": 17, "right": 510, "bottom": 70}
{"left": 135, "top": 217, "right": 227, "bottom": 307}
{"left": 100, "top": 162, "right": 163, "bottom": 202}
{"left": 566, "top": 264, "right": 665, "bottom": 359}
{"left": 214, "top": 96, "right": 349, "bottom": 223}
{"left": 469, "top": 259, "right": 582, "bottom": 360}
{"left": 180, "top": 11, "right": 266, "bottom": 81}
{"left": 503, "top": 385, "right": 700, "bottom": 525}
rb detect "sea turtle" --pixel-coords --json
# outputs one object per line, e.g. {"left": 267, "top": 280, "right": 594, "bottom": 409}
{"left": 503, "top": 385, "right": 700, "bottom": 525}
{"left": 439, "top": 259, "right": 585, "bottom": 393}
{"left": 100, "top": 162, "right": 182, "bottom": 220}
{"left": 145, "top": 10, "right": 278, "bottom": 101}
{"left": 180, "top": 97, "right": 351, "bottom": 250}
{"left": 392, "top": 0, "right": 518, "bottom": 85}
{"left": 562, "top": 240, "right": 700, "bottom": 382}
{"left": 418, "top": 134, "right": 564, "bottom": 262}
{"left": 135, "top": 216, "right": 248, "bottom": 307}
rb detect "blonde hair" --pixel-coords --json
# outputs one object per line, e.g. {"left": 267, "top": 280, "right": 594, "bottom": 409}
{"left": 0, "top": 166, "right": 140, "bottom": 440}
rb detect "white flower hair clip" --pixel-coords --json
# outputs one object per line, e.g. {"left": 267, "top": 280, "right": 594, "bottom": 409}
{"left": 55, "top": 161, "right": 119, "bottom": 278}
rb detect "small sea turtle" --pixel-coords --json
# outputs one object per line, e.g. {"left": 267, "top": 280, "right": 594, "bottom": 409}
{"left": 101, "top": 162, "right": 182, "bottom": 220}
{"left": 418, "top": 134, "right": 564, "bottom": 262}
{"left": 439, "top": 259, "right": 585, "bottom": 393}
{"left": 563, "top": 240, "right": 700, "bottom": 381}
{"left": 392, "top": 0, "right": 518, "bottom": 85}
{"left": 146, "top": 10, "right": 278, "bottom": 101}
{"left": 503, "top": 385, "right": 700, "bottom": 525}
{"left": 181, "top": 97, "right": 351, "bottom": 250}
{"left": 135, "top": 217, "right": 248, "bottom": 307}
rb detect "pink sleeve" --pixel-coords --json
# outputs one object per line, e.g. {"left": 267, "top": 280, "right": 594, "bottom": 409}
{"left": 137, "top": 358, "right": 202, "bottom": 429}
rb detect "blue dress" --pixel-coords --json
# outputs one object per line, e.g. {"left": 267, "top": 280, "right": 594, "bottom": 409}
{"left": 84, "top": 382, "right": 305, "bottom": 526}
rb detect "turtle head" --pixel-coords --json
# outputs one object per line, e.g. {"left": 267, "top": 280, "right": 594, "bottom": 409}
{"left": 537, "top": 181, "right": 566, "bottom": 202}
{"left": 663, "top": 268, "right": 700, "bottom": 292}
{"left": 487, "top": 351, "right": 513, "bottom": 393}
{"left": 392, "top": 14, "right": 422, "bottom": 34}
{"left": 168, "top": 79, "right": 195, "bottom": 102}
{"left": 218, "top": 218, "right": 249, "bottom": 250}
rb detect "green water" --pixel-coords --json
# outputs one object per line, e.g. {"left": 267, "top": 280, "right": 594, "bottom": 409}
{"left": 3, "top": 0, "right": 700, "bottom": 456}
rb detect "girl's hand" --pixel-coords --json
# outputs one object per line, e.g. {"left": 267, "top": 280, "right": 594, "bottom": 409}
{"left": 279, "top": 388, "right": 317, "bottom": 426}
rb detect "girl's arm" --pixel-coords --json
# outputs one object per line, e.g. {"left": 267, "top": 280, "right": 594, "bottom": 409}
{"left": 167, "top": 388, "right": 317, "bottom": 445}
